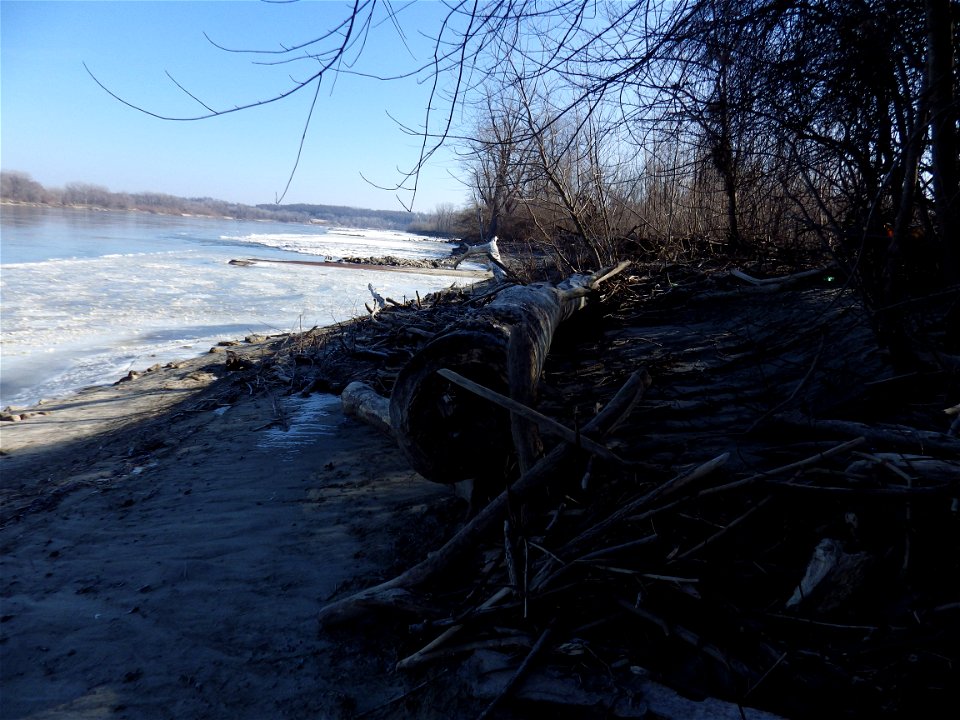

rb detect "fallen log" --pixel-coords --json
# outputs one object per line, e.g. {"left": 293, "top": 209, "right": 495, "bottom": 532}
{"left": 318, "top": 368, "right": 651, "bottom": 625}
{"left": 729, "top": 266, "right": 833, "bottom": 289}
{"left": 389, "top": 261, "right": 630, "bottom": 488}
{"left": 341, "top": 381, "right": 392, "bottom": 436}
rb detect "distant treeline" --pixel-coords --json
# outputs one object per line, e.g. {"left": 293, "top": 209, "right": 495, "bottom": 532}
{"left": 0, "top": 171, "right": 449, "bottom": 233}
{"left": 266, "top": 202, "right": 424, "bottom": 232}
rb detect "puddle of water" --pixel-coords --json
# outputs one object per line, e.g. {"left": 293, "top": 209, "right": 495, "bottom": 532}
{"left": 256, "top": 393, "right": 341, "bottom": 459}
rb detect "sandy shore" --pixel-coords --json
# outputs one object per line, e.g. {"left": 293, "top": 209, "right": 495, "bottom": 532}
{"left": 0, "top": 345, "right": 469, "bottom": 719}
{"left": 7, "top": 265, "right": 944, "bottom": 719}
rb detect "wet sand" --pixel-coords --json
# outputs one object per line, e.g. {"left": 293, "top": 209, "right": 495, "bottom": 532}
{"left": 0, "top": 347, "right": 463, "bottom": 719}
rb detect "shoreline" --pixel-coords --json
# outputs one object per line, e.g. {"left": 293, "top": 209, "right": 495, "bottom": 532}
{"left": 235, "top": 256, "right": 490, "bottom": 278}
{"left": 0, "top": 198, "right": 456, "bottom": 238}
{"left": 0, "top": 333, "right": 288, "bottom": 420}
{"left": 0, "top": 330, "right": 476, "bottom": 719}
{"left": 0, "top": 335, "right": 281, "bottom": 455}
{"left": 4, "top": 260, "right": 955, "bottom": 718}
{"left": 1, "top": 249, "right": 486, "bottom": 413}
{"left": 0, "top": 203, "right": 473, "bottom": 413}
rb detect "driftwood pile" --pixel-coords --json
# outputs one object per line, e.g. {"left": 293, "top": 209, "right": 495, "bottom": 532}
{"left": 262, "top": 261, "right": 958, "bottom": 718}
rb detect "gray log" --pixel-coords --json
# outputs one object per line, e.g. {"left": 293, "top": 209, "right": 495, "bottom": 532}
{"left": 341, "top": 381, "right": 392, "bottom": 436}
{"left": 388, "top": 262, "right": 629, "bottom": 486}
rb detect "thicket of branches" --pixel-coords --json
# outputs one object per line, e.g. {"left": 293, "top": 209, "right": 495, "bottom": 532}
{"left": 442, "top": 0, "right": 957, "bottom": 371}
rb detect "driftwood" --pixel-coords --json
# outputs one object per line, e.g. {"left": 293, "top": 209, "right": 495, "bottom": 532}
{"left": 844, "top": 452, "right": 960, "bottom": 483}
{"left": 776, "top": 411, "right": 960, "bottom": 457}
{"left": 318, "top": 368, "right": 651, "bottom": 625}
{"left": 436, "top": 368, "right": 630, "bottom": 466}
{"left": 946, "top": 403, "right": 960, "bottom": 436}
{"left": 389, "top": 261, "right": 630, "bottom": 488}
{"left": 298, "top": 261, "right": 957, "bottom": 718}
{"left": 365, "top": 283, "right": 387, "bottom": 318}
{"left": 341, "top": 380, "right": 392, "bottom": 436}
{"left": 464, "top": 647, "right": 786, "bottom": 719}
{"left": 450, "top": 237, "right": 508, "bottom": 281}
{"left": 729, "top": 266, "right": 833, "bottom": 289}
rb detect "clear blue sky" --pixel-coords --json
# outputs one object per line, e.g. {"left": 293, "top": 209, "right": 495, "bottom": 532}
{"left": 1, "top": 0, "right": 470, "bottom": 212}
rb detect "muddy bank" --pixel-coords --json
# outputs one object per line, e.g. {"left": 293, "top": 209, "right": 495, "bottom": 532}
{"left": 0, "top": 338, "right": 476, "bottom": 719}
{"left": 2, "top": 264, "right": 957, "bottom": 719}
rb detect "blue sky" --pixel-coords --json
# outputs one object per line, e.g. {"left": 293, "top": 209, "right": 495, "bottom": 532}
{"left": 1, "top": 1, "right": 469, "bottom": 211}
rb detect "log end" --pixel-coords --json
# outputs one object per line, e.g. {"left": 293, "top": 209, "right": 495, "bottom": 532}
{"left": 389, "top": 331, "right": 514, "bottom": 486}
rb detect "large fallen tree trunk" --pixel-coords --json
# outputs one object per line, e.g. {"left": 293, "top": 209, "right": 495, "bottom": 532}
{"left": 319, "top": 368, "right": 651, "bottom": 625}
{"left": 388, "top": 262, "right": 630, "bottom": 489}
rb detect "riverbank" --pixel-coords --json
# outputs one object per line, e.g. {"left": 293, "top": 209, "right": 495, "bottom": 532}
{"left": 1, "top": 184, "right": 446, "bottom": 232}
{"left": 2, "top": 263, "right": 956, "bottom": 719}
{"left": 0, "top": 204, "right": 473, "bottom": 409}
{"left": 0, "top": 291, "right": 787, "bottom": 720}
{"left": 0, "top": 333, "right": 479, "bottom": 719}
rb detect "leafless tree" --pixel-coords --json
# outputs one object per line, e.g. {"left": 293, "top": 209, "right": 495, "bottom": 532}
{"left": 462, "top": 89, "right": 532, "bottom": 243}
{"left": 432, "top": 202, "right": 459, "bottom": 236}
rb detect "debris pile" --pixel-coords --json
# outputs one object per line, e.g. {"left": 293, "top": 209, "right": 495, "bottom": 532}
{"left": 249, "top": 261, "right": 960, "bottom": 718}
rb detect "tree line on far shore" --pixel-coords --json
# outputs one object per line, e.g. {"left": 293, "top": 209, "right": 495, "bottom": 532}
{"left": 0, "top": 170, "right": 452, "bottom": 234}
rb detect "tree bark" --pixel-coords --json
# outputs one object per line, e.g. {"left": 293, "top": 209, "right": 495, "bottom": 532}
{"left": 388, "top": 262, "right": 630, "bottom": 487}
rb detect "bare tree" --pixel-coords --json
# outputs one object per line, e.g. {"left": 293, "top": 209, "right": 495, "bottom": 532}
{"left": 925, "top": 0, "right": 959, "bottom": 285}
{"left": 0, "top": 171, "right": 51, "bottom": 204}
{"left": 431, "top": 202, "right": 459, "bottom": 236}
{"left": 463, "top": 89, "right": 531, "bottom": 243}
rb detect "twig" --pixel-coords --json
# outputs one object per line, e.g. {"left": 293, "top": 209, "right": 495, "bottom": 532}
{"left": 557, "top": 453, "right": 729, "bottom": 562}
{"left": 672, "top": 496, "right": 772, "bottom": 562}
{"left": 617, "top": 599, "right": 756, "bottom": 680}
{"left": 317, "top": 369, "right": 651, "bottom": 625}
{"left": 530, "top": 533, "right": 659, "bottom": 594}
{"left": 777, "top": 412, "right": 960, "bottom": 457}
{"left": 640, "top": 573, "right": 700, "bottom": 583}
{"left": 773, "top": 482, "right": 956, "bottom": 497}
{"left": 395, "top": 635, "right": 533, "bottom": 671}
{"left": 698, "top": 437, "right": 865, "bottom": 497}
{"left": 504, "top": 520, "right": 520, "bottom": 595}
{"left": 475, "top": 625, "right": 554, "bottom": 720}
{"left": 354, "top": 670, "right": 448, "bottom": 718}
{"left": 743, "top": 652, "right": 788, "bottom": 700}
{"left": 765, "top": 612, "right": 881, "bottom": 631}
{"left": 437, "top": 368, "right": 629, "bottom": 466}
{"left": 747, "top": 333, "right": 825, "bottom": 433}
{"left": 573, "top": 533, "right": 659, "bottom": 563}
{"left": 396, "top": 587, "right": 512, "bottom": 670}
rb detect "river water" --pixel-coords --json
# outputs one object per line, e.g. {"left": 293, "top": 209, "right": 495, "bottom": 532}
{"left": 0, "top": 205, "right": 471, "bottom": 408}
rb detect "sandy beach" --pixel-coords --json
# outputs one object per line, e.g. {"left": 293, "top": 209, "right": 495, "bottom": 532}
{"left": 0, "top": 342, "right": 472, "bottom": 719}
